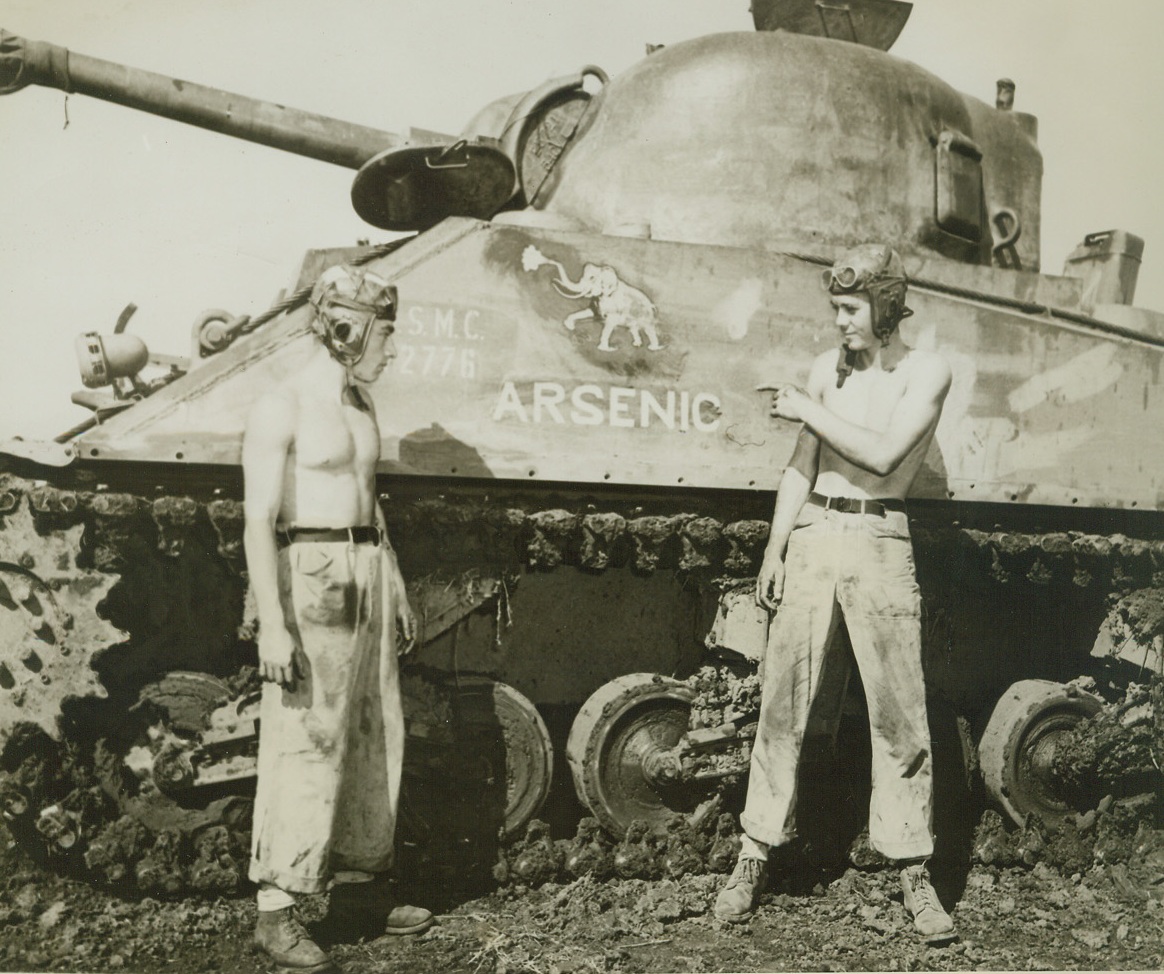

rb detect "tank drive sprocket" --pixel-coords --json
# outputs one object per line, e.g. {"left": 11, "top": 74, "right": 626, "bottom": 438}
{"left": 0, "top": 488, "right": 125, "bottom": 751}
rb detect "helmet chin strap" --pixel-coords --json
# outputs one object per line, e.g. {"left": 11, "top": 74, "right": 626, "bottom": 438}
{"left": 836, "top": 346, "right": 857, "bottom": 388}
{"left": 837, "top": 322, "right": 898, "bottom": 386}
{"left": 341, "top": 375, "right": 372, "bottom": 411}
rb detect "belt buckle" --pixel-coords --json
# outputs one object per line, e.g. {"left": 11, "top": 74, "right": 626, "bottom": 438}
{"left": 831, "top": 496, "right": 854, "bottom": 514}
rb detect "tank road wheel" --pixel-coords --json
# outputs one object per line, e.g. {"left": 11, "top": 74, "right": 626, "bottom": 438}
{"left": 979, "top": 679, "right": 1103, "bottom": 828}
{"left": 567, "top": 673, "right": 703, "bottom": 838}
{"left": 400, "top": 676, "right": 552, "bottom": 845}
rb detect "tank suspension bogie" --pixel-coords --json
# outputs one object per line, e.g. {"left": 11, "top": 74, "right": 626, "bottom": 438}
{"left": 566, "top": 674, "right": 706, "bottom": 837}
{"left": 399, "top": 674, "right": 553, "bottom": 845}
{"left": 979, "top": 679, "right": 1105, "bottom": 828}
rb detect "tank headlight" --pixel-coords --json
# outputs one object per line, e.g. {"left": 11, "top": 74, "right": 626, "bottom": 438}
{"left": 75, "top": 332, "right": 150, "bottom": 389}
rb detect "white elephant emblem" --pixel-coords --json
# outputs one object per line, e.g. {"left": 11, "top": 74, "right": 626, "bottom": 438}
{"left": 522, "top": 245, "right": 663, "bottom": 351}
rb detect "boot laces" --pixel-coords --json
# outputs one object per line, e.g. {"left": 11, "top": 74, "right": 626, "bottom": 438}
{"left": 272, "top": 909, "right": 311, "bottom": 945}
{"left": 729, "top": 855, "right": 764, "bottom": 889}
{"left": 906, "top": 866, "right": 942, "bottom": 914}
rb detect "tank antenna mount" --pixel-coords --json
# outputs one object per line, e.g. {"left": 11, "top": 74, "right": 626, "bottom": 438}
{"left": 996, "top": 78, "right": 1016, "bottom": 111}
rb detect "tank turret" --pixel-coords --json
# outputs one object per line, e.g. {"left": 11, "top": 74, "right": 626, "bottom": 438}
{"left": 3, "top": 7, "right": 1042, "bottom": 268}
{"left": 519, "top": 27, "right": 1043, "bottom": 269}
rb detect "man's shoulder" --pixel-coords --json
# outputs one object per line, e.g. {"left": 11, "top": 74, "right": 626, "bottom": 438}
{"left": 245, "top": 385, "right": 299, "bottom": 435}
{"left": 810, "top": 347, "right": 839, "bottom": 369}
{"left": 807, "top": 347, "right": 840, "bottom": 381}
{"left": 903, "top": 347, "right": 949, "bottom": 367}
{"left": 901, "top": 348, "right": 952, "bottom": 387}
{"left": 252, "top": 384, "right": 300, "bottom": 412}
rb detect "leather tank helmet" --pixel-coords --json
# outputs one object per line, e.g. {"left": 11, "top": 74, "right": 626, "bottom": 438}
{"left": 824, "top": 243, "right": 913, "bottom": 387}
{"left": 308, "top": 264, "right": 397, "bottom": 367}
{"left": 823, "top": 242, "right": 913, "bottom": 343}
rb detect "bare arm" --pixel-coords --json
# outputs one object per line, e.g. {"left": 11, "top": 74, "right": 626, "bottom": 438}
{"left": 360, "top": 391, "right": 418, "bottom": 653}
{"left": 774, "top": 353, "right": 952, "bottom": 477}
{"left": 242, "top": 392, "right": 299, "bottom": 686}
{"left": 374, "top": 500, "right": 417, "bottom": 651}
{"left": 765, "top": 428, "right": 819, "bottom": 561}
{"left": 756, "top": 366, "right": 824, "bottom": 610}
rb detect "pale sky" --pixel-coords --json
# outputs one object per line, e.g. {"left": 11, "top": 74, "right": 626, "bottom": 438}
{"left": 2, "top": 0, "right": 1162, "bottom": 440}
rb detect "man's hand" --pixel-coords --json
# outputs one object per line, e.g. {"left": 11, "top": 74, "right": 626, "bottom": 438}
{"left": 756, "top": 384, "right": 812, "bottom": 423}
{"left": 396, "top": 598, "right": 418, "bottom": 655}
{"left": 259, "top": 624, "right": 302, "bottom": 689}
{"left": 756, "top": 551, "right": 786, "bottom": 611}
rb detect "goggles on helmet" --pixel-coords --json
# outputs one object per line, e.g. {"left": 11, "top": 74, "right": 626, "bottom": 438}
{"left": 309, "top": 266, "right": 397, "bottom": 367}
{"left": 823, "top": 243, "right": 912, "bottom": 341}
{"left": 823, "top": 262, "right": 866, "bottom": 292}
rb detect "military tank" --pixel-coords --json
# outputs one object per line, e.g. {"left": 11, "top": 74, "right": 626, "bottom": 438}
{"left": 0, "top": 0, "right": 1160, "bottom": 891}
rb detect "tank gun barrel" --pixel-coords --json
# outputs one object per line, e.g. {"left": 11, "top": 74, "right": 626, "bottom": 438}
{"left": 0, "top": 30, "right": 402, "bottom": 169}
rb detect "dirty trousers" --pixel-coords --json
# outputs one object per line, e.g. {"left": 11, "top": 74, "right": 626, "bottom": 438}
{"left": 249, "top": 542, "right": 404, "bottom": 894}
{"left": 740, "top": 504, "right": 934, "bottom": 860}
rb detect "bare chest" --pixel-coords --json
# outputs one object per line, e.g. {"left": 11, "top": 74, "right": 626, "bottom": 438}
{"left": 293, "top": 398, "right": 380, "bottom": 473}
{"left": 823, "top": 365, "right": 910, "bottom": 431}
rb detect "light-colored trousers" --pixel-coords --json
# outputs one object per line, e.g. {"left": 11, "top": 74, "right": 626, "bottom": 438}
{"left": 740, "top": 502, "right": 935, "bottom": 861}
{"left": 249, "top": 542, "right": 404, "bottom": 894}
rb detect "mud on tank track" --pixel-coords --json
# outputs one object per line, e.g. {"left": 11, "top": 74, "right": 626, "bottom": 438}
{"left": 0, "top": 462, "right": 1160, "bottom": 905}
{"left": 0, "top": 710, "right": 1162, "bottom": 974}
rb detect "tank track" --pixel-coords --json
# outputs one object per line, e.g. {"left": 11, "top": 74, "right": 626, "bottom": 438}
{"left": 0, "top": 466, "right": 1160, "bottom": 894}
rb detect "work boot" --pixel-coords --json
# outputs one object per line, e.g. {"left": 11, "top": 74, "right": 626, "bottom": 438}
{"left": 327, "top": 878, "right": 435, "bottom": 938}
{"left": 253, "top": 907, "right": 338, "bottom": 973}
{"left": 713, "top": 854, "right": 768, "bottom": 922}
{"left": 900, "top": 862, "right": 956, "bottom": 943}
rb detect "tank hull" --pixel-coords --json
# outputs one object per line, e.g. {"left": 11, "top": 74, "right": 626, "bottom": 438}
{"left": 75, "top": 218, "right": 1164, "bottom": 511}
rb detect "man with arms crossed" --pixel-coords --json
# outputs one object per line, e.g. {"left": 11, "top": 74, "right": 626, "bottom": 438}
{"left": 714, "top": 244, "right": 956, "bottom": 942}
{"left": 244, "top": 265, "right": 432, "bottom": 973}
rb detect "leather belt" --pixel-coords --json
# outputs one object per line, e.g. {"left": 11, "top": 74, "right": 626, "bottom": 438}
{"left": 277, "top": 525, "right": 382, "bottom": 548}
{"left": 807, "top": 492, "right": 906, "bottom": 517}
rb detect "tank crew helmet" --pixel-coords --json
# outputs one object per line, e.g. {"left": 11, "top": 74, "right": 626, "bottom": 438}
{"left": 823, "top": 243, "right": 913, "bottom": 344}
{"left": 308, "top": 265, "right": 397, "bottom": 367}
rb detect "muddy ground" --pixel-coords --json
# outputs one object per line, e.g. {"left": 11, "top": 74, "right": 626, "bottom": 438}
{"left": 2, "top": 810, "right": 1162, "bottom": 974}
{"left": 2, "top": 676, "right": 1162, "bottom": 974}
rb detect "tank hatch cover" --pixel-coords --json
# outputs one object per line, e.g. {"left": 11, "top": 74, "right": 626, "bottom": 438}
{"left": 752, "top": 0, "right": 913, "bottom": 51}
{"left": 350, "top": 141, "right": 516, "bottom": 231}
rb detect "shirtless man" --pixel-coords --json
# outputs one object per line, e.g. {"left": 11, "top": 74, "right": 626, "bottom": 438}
{"left": 714, "top": 243, "right": 956, "bottom": 942}
{"left": 243, "top": 264, "right": 432, "bottom": 973}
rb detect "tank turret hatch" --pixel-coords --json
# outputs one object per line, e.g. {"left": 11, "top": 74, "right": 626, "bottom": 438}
{"left": 751, "top": 0, "right": 912, "bottom": 50}
{"left": 350, "top": 141, "right": 516, "bottom": 231}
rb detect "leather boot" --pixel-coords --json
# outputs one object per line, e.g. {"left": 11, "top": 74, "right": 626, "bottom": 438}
{"left": 900, "top": 861, "right": 957, "bottom": 943}
{"left": 713, "top": 854, "right": 768, "bottom": 922}
{"left": 327, "top": 878, "right": 434, "bottom": 937}
{"left": 254, "top": 907, "right": 338, "bottom": 973}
